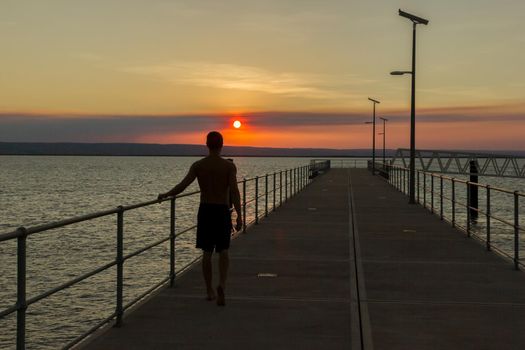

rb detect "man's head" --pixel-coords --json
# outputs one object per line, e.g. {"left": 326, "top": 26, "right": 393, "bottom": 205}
{"left": 206, "top": 131, "right": 223, "bottom": 151}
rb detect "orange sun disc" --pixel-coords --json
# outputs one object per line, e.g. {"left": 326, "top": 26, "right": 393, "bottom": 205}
{"left": 233, "top": 120, "right": 242, "bottom": 128}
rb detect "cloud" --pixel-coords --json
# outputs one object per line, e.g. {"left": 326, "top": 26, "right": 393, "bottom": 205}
{"left": 123, "top": 61, "right": 349, "bottom": 99}
{"left": 1, "top": 108, "right": 525, "bottom": 143}
{"left": 0, "top": 114, "right": 223, "bottom": 142}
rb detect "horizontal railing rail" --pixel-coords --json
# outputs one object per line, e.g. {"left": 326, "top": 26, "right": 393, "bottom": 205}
{"left": 0, "top": 164, "right": 317, "bottom": 350}
{"left": 392, "top": 148, "right": 525, "bottom": 178}
{"left": 312, "top": 158, "right": 372, "bottom": 170}
{"left": 375, "top": 162, "right": 524, "bottom": 270}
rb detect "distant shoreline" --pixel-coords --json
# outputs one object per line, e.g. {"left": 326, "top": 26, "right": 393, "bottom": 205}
{"left": 1, "top": 142, "right": 524, "bottom": 157}
{"left": 0, "top": 153, "right": 375, "bottom": 158}
{"left": 0, "top": 142, "right": 385, "bottom": 158}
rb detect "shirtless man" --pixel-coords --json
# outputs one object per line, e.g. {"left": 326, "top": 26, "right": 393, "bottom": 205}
{"left": 158, "top": 131, "right": 242, "bottom": 306}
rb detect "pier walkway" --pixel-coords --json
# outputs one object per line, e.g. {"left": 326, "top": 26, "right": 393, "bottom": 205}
{"left": 81, "top": 169, "right": 525, "bottom": 350}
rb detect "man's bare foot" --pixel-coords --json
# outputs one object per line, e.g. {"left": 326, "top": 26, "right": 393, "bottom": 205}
{"left": 216, "top": 286, "right": 225, "bottom": 306}
{"left": 206, "top": 288, "right": 216, "bottom": 301}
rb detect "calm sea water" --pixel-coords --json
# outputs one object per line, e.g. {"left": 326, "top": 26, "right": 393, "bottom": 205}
{"left": 0, "top": 156, "right": 524, "bottom": 349}
{"left": 0, "top": 156, "right": 312, "bottom": 349}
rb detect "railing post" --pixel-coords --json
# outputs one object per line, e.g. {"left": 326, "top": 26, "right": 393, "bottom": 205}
{"left": 291, "top": 168, "right": 294, "bottom": 197}
{"left": 423, "top": 172, "right": 426, "bottom": 208}
{"left": 486, "top": 186, "right": 491, "bottom": 251}
{"left": 392, "top": 166, "right": 395, "bottom": 187}
{"left": 404, "top": 168, "right": 408, "bottom": 194}
{"left": 169, "top": 198, "right": 176, "bottom": 287}
{"left": 290, "top": 169, "right": 292, "bottom": 198}
{"left": 297, "top": 167, "right": 300, "bottom": 192}
{"left": 299, "top": 166, "right": 302, "bottom": 189}
{"left": 396, "top": 168, "right": 401, "bottom": 192}
{"left": 417, "top": 171, "right": 420, "bottom": 203}
{"left": 391, "top": 166, "right": 394, "bottom": 186}
{"left": 116, "top": 206, "right": 124, "bottom": 327}
{"left": 242, "top": 179, "right": 247, "bottom": 233}
{"left": 279, "top": 171, "right": 283, "bottom": 207}
{"left": 295, "top": 167, "right": 298, "bottom": 194}
{"left": 297, "top": 167, "right": 299, "bottom": 192}
{"left": 394, "top": 167, "right": 397, "bottom": 188}
{"left": 403, "top": 168, "right": 406, "bottom": 193}
{"left": 273, "top": 172, "right": 276, "bottom": 211}
{"left": 265, "top": 174, "right": 268, "bottom": 217}
{"left": 397, "top": 168, "right": 403, "bottom": 192}
{"left": 298, "top": 167, "right": 301, "bottom": 191}
{"left": 16, "top": 227, "right": 27, "bottom": 350}
{"left": 399, "top": 167, "right": 402, "bottom": 190}
{"left": 255, "top": 176, "right": 259, "bottom": 225}
{"left": 440, "top": 176, "right": 444, "bottom": 220}
{"left": 514, "top": 191, "right": 520, "bottom": 270}
{"left": 290, "top": 169, "right": 293, "bottom": 198}
{"left": 467, "top": 182, "right": 471, "bottom": 237}
{"left": 431, "top": 175, "right": 434, "bottom": 213}
{"left": 452, "top": 179, "right": 456, "bottom": 228}
{"left": 304, "top": 165, "right": 307, "bottom": 187}
{"left": 407, "top": 168, "right": 410, "bottom": 195}
{"left": 285, "top": 170, "right": 288, "bottom": 202}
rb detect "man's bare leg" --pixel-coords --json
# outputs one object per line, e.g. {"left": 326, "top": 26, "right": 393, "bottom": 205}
{"left": 202, "top": 251, "right": 215, "bottom": 300}
{"left": 217, "top": 250, "right": 229, "bottom": 306}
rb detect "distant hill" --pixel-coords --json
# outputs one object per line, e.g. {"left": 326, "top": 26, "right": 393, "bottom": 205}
{"left": 1, "top": 142, "right": 524, "bottom": 157}
{"left": 0, "top": 142, "right": 387, "bottom": 157}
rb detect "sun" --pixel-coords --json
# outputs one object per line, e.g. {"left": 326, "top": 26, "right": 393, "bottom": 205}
{"left": 233, "top": 120, "right": 242, "bottom": 129}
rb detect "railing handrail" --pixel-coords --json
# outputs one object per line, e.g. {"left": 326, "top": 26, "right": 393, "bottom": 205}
{"left": 0, "top": 163, "right": 319, "bottom": 350}
{"left": 0, "top": 172, "right": 305, "bottom": 242}
{"left": 384, "top": 162, "right": 524, "bottom": 197}
{"left": 377, "top": 162, "right": 523, "bottom": 271}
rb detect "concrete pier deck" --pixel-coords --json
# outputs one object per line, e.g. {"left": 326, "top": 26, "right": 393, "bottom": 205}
{"left": 350, "top": 169, "right": 525, "bottom": 350}
{"left": 81, "top": 169, "right": 525, "bottom": 350}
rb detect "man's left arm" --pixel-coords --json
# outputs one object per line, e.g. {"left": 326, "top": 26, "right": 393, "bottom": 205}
{"left": 158, "top": 164, "right": 197, "bottom": 200}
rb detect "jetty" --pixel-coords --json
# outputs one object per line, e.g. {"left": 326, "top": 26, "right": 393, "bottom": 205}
{"left": 78, "top": 168, "right": 525, "bottom": 349}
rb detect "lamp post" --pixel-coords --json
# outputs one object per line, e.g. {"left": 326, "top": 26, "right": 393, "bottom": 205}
{"left": 379, "top": 117, "right": 388, "bottom": 166}
{"left": 368, "top": 98, "right": 380, "bottom": 175}
{"left": 390, "top": 9, "right": 429, "bottom": 204}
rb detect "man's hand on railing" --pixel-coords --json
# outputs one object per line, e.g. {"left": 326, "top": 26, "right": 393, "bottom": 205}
{"left": 235, "top": 216, "right": 242, "bottom": 232}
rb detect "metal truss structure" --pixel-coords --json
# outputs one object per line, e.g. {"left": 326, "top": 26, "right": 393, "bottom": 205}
{"left": 391, "top": 148, "right": 525, "bottom": 178}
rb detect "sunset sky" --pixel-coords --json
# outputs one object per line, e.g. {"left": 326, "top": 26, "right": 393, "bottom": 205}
{"left": 1, "top": 0, "right": 524, "bottom": 150}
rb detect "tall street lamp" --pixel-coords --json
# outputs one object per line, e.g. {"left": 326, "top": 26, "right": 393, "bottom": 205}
{"left": 379, "top": 117, "right": 388, "bottom": 166}
{"left": 368, "top": 98, "right": 380, "bottom": 175}
{"left": 390, "top": 9, "right": 429, "bottom": 204}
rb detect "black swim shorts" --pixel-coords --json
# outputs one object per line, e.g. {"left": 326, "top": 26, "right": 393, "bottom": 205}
{"left": 196, "top": 203, "right": 232, "bottom": 253}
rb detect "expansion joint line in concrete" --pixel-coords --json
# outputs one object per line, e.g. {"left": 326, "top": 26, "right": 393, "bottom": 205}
{"left": 348, "top": 170, "right": 373, "bottom": 350}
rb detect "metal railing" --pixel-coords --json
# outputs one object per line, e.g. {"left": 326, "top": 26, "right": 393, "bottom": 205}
{"left": 381, "top": 162, "right": 524, "bottom": 269}
{"left": 392, "top": 148, "right": 525, "bottom": 178}
{"left": 0, "top": 164, "right": 314, "bottom": 349}
{"left": 323, "top": 158, "right": 371, "bottom": 169}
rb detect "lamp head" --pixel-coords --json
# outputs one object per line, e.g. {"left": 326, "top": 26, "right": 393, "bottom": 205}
{"left": 368, "top": 97, "right": 380, "bottom": 104}
{"left": 391, "top": 71, "right": 409, "bottom": 75}
{"left": 399, "top": 9, "right": 429, "bottom": 25}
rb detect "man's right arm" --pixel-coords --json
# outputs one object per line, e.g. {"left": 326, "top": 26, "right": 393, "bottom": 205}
{"left": 228, "top": 163, "right": 242, "bottom": 231}
{"left": 158, "top": 163, "right": 197, "bottom": 200}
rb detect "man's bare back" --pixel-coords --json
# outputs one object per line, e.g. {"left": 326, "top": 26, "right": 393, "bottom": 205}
{"left": 158, "top": 154, "right": 240, "bottom": 212}
{"left": 193, "top": 155, "right": 236, "bottom": 205}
